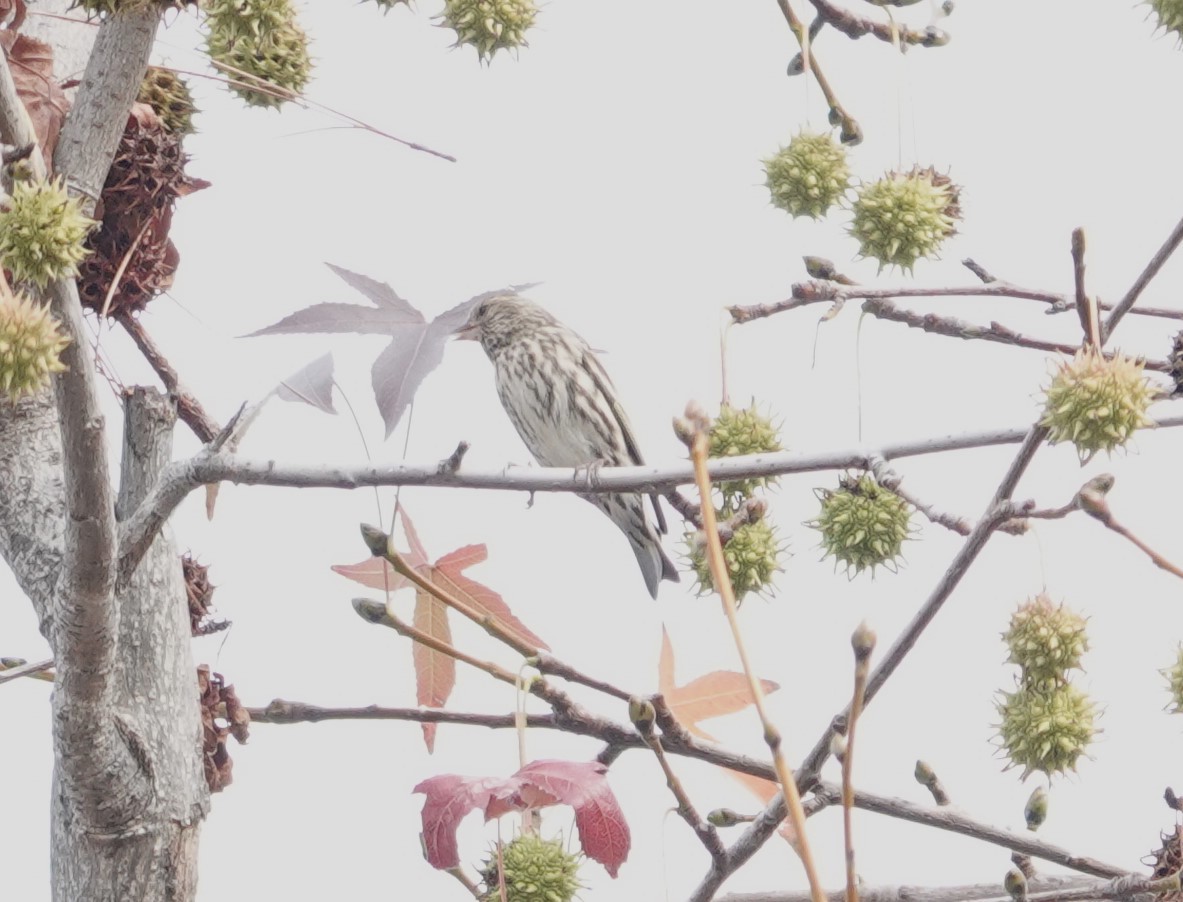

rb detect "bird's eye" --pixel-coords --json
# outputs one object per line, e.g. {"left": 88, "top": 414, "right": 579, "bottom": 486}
{"left": 474, "top": 302, "right": 488, "bottom": 320}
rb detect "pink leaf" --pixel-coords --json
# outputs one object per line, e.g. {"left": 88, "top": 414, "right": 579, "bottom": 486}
{"left": 330, "top": 556, "right": 407, "bottom": 592}
{"left": 412, "top": 774, "right": 508, "bottom": 870}
{"left": 512, "top": 760, "right": 630, "bottom": 877}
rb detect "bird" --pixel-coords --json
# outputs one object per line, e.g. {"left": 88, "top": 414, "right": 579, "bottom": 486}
{"left": 455, "top": 294, "right": 679, "bottom": 598}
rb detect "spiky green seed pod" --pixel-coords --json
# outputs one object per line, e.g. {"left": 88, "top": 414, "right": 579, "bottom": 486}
{"left": 763, "top": 131, "right": 850, "bottom": 220}
{"left": 687, "top": 514, "right": 781, "bottom": 601}
{"left": 995, "top": 682, "right": 1097, "bottom": 780}
{"left": 0, "top": 292, "right": 70, "bottom": 402}
{"left": 138, "top": 67, "right": 197, "bottom": 136}
{"left": 0, "top": 178, "right": 95, "bottom": 288}
{"left": 368, "top": 0, "right": 411, "bottom": 9}
{"left": 809, "top": 473, "right": 911, "bottom": 576}
{"left": 1148, "top": 0, "right": 1183, "bottom": 42}
{"left": 439, "top": 0, "right": 537, "bottom": 62}
{"left": 479, "top": 833, "right": 582, "bottom": 902}
{"left": 204, "top": 0, "right": 312, "bottom": 108}
{"left": 708, "top": 402, "right": 783, "bottom": 500}
{"left": 1162, "top": 645, "right": 1183, "bottom": 714}
{"left": 1040, "top": 348, "right": 1155, "bottom": 464}
{"left": 849, "top": 166, "right": 960, "bottom": 272}
{"left": 1003, "top": 594, "right": 1089, "bottom": 684}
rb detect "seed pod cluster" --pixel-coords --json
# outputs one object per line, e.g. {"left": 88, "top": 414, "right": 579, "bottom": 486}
{"left": 996, "top": 594, "right": 1098, "bottom": 779}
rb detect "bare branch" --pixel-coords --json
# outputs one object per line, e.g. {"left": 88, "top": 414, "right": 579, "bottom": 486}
{"left": 115, "top": 312, "right": 220, "bottom": 443}
{"left": 0, "top": 658, "right": 54, "bottom": 685}
{"left": 246, "top": 699, "right": 556, "bottom": 730}
{"left": 1103, "top": 213, "right": 1183, "bottom": 341}
{"left": 811, "top": 782, "right": 1131, "bottom": 880}
{"left": 861, "top": 298, "right": 1171, "bottom": 372}
{"left": 717, "top": 874, "right": 1123, "bottom": 902}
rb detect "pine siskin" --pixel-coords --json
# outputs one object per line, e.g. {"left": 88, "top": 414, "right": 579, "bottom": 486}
{"left": 456, "top": 295, "right": 679, "bottom": 598}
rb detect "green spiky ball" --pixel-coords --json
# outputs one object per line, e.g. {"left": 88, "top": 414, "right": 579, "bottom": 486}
{"left": 204, "top": 0, "right": 312, "bottom": 108}
{"left": 138, "top": 67, "right": 197, "bottom": 136}
{"left": 0, "top": 292, "right": 70, "bottom": 402}
{"left": 763, "top": 131, "right": 850, "bottom": 220}
{"left": 440, "top": 0, "right": 537, "bottom": 62}
{"left": 996, "top": 682, "right": 1097, "bottom": 779}
{"left": 708, "top": 402, "right": 783, "bottom": 500}
{"left": 1163, "top": 645, "right": 1183, "bottom": 714}
{"left": 849, "top": 166, "right": 960, "bottom": 272}
{"left": 1004, "top": 594, "right": 1089, "bottom": 684}
{"left": 1148, "top": 0, "right": 1183, "bottom": 41}
{"left": 688, "top": 515, "right": 781, "bottom": 601}
{"left": 0, "top": 179, "right": 95, "bottom": 288}
{"left": 480, "top": 833, "right": 582, "bottom": 902}
{"left": 1040, "top": 348, "right": 1155, "bottom": 464}
{"left": 368, "top": 0, "right": 411, "bottom": 9}
{"left": 809, "top": 473, "right": 911, "bottom": 576}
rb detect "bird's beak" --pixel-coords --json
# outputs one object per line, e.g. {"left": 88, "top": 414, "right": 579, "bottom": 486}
{"left": 453, "top": 321, "right": 479, "bottom": 341}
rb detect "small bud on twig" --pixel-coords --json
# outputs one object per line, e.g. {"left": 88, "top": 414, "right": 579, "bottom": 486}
{"left": 851, "top": 621, "right": 877, "bottom": 662}
{"left": 1004, "top": 866, "right": 1028, "bottom": 902}
{"left": 1024, "top": 786, "right": 1048, "bottom": 831}
{"left": 629, "top": 697, "right": 656, "bottom": 736}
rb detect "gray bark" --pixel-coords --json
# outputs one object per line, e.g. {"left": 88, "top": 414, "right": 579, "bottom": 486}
{"left": 0, "top": 4, "right": 209, "bottom": 899}
{"left": 50, "top": 388, "right": 208, "bottom": 902}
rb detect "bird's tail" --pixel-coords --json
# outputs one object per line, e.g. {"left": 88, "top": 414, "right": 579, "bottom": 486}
{"left": 589, "top": 493, "right": 680, "bottom": 599}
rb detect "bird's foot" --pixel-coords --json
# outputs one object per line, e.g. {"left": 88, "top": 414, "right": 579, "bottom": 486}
{"left": 575, "top": 458, "right": 610, "bottom": 491}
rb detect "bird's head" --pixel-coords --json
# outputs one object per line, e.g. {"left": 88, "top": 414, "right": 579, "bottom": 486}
{"left": 453, "top": 293, "right": 555, "bottom": 355}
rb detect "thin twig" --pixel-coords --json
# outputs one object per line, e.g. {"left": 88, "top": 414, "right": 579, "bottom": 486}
{"left": 869, "top": 456, "right": 1027, "bottom": 537}
{"left": 810, "top": 781, "right": 1130, "bottom": 879}
{"left": 352, "top": 597, "right": 524, "bottom": 687}
{"left": 246, "top": 699, "right": 554, "bottom": 729}
{"left": 0, "top": 658, "right": 54, "bottom": 685}
{"left": 115, "top": 311, "right": 220, "bottom": 443}
{"left": 842, "top": 625, "right": 876, "bottom": 902}
{"left": 804, "top": 0, "right": 948, "bottom": 46}
{"left": 361, "top": 525, "right": 541, "bottom": 660}
{"left": 861, "top": 298, "right": 1171, "bottom": 372}
{"left": 774, "top": 0, "right": 860, "bottom": 144}
{"left": 682, "top": 404, "right": 827, "bottom": 902}
{"left": 1103, "top": 213, "right": 1183, "bottom": 342}
{"left": 1070, "top": 229, "right": 1097, "bottom": 348}
{"left": 166, "top": 63, "right": 456, "bottom": 163}
{"left": 630, "top": 698, "right": 727, "bottom": 867}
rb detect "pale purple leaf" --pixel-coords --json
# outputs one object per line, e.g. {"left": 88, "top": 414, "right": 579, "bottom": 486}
{"left": 276, "top": 352, "right": 336, "bottom": 414}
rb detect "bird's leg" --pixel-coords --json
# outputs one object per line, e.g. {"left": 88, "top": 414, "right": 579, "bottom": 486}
{"left": 575, "top": 458, "right": 609, "bottom": 492}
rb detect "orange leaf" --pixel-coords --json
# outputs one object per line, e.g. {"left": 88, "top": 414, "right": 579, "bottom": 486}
{"left": 413, "top": 588, "right": 455, "bottom": 753}
{"left": 659, "top": 627, "right": 777, "bottom": 734}
{"left": 666, "top": 671, "right": 780, "bottom": 730}
{"left": 658, "top": 629, "right": 795, "bottom": 846}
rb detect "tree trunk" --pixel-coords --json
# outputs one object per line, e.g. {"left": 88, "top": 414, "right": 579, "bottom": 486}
{"left": 0, "top": 4, "right": 209, "bottom": 898}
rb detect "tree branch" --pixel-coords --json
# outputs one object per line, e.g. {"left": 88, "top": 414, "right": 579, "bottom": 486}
{"left": 1102, "top": 212, "right": 1183, "bottom": 342}
{"left": 116, "top": 414, "right": 1183, "bottom": 584}
{"left": 811, "top": 781, "right": 1130, "bottom": 880}
{"left": 246, "top": 699, "right": 558, "bottom": 729}
{"left": 718, "top": 874, "right": 1124, "bottom": 902}
{"left": 691, "top": 424, "right": 1048, "bottom": 899}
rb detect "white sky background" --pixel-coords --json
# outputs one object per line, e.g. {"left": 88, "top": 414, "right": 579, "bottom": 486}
{"left": 4, "top": 0, "right": 1183, "bottom": 899}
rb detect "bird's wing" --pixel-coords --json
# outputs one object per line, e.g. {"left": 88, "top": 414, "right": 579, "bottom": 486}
{"left": 581, "top": 348, "right": 669, "bottom": 535}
